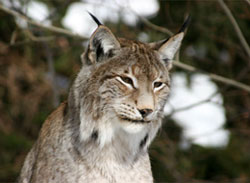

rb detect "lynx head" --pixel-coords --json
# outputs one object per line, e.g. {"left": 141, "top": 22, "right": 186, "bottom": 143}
{"left": 70, "top": 14, "right": 189, "bottom": 147}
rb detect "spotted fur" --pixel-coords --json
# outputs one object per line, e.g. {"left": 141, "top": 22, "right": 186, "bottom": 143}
{"left": 18, "top": 15, "right": 187, "bottom": 183}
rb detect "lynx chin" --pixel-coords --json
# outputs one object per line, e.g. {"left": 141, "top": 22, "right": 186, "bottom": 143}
{"left": 18, "top": 13, "right": 189, "bottom": 183}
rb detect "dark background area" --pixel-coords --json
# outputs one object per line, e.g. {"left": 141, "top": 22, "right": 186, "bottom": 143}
{"left": 0, "top": 0, "right": 250, "bottom": 182}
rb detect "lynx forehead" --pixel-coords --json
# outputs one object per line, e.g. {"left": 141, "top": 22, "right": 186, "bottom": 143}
{"left": 78, "top": 28, "right": 181, "bottom": 138}
{"left": 18, "top": 13, "right": 189, "bottom": 183}
{"left": 101, "top": 46, "right": 168, "bottom": 131}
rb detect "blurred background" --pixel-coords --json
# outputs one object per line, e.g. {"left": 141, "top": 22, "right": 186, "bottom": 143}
{"left": 0, "top": 0, "right": 250, "bottom": 182}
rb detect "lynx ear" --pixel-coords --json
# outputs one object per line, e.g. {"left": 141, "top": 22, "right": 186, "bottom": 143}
{"left": 149, "top": 32, "right": 184, "bottom": 70}
{"left": 149, "top": 16, "right": 190, "bottom": 69}
{"left": 159, "top": 32, "right": 184, "bottom": 61}
{"left": 82, "top": 25, "right": 120, "bottom": 65}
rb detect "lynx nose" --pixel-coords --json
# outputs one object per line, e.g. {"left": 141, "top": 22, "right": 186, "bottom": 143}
{"left": 138, "top": 108, "right": 153, "bottom": 118}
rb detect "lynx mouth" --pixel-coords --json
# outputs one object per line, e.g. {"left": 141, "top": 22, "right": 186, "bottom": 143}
{"left": 120, "top": 117, "right": 151, "bottom": 123}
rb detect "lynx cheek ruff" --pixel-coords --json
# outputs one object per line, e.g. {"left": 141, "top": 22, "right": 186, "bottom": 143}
{"left": 18, "top": 13, "right": 189, "bottom": 183}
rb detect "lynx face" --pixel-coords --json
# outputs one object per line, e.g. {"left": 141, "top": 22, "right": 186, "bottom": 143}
{"left": 74, "top": 20, "right": 186, "bottom": 145}
{"left": 96, "top": 43, "right": 171, "bottom": 133}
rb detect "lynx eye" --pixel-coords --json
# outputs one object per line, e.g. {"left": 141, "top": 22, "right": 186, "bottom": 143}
{"left": 121, "top": 76, "right": 133, "bottom": 85}
{"left": 153, "top": 81, "right": 165, "bottom": 92}
{"left": 116, "top": 76, "right": 135, "bottom": 89}
{"left": 154, "top": 82, "right": 163, "bottom": 88}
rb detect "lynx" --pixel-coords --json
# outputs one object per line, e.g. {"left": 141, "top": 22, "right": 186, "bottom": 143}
{"left": 18, "top": 14, "right": 189, "bottom": 183}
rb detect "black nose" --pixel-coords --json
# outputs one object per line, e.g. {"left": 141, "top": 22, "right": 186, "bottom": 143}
{"left": 138, "top": 109, "right": 153, "bottom": 118}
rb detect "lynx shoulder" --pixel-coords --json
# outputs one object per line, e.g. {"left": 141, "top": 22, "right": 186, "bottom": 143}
{"left": 18, "top": 14, "right": 189, "bottom": 183}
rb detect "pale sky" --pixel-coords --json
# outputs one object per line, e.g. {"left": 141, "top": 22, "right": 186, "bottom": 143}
{"left": 10, "top": 0, "right": 229, "bottom": 148}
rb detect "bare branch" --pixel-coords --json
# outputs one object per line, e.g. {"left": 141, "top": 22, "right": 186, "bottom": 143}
{"left": 173, "top": 61, "right": 250, "bottom": 93}
{"left": 133, "top": 11, "right": 174, "bottom": 36}
{"left": 218, "top": 0, "right": 250, "bottom": 58}
{"left": 1, "top": 3, "right": 250, "bottom": 93}
{"left": 166, "top": 92, "right": 219, "bottom": 118}
{"left": 23, "top": 29, "right": 54, "bottom": 42}
{"left": 0, "top": 4, "right": 87, "bottom": 40}
{"left": 113, "top": 0, "right": 174, "bottom": 36}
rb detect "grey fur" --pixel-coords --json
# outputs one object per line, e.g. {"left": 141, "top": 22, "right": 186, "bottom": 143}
{"left": 18, "top": 21, "right": 185, "bottom": 183}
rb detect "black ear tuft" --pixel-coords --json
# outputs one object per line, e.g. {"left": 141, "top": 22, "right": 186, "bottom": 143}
{"left": 88, "top": 12, "right": 102, "bottom": 26}
{"left": 178, "top": 15, "right": 191, "bottom": 33}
